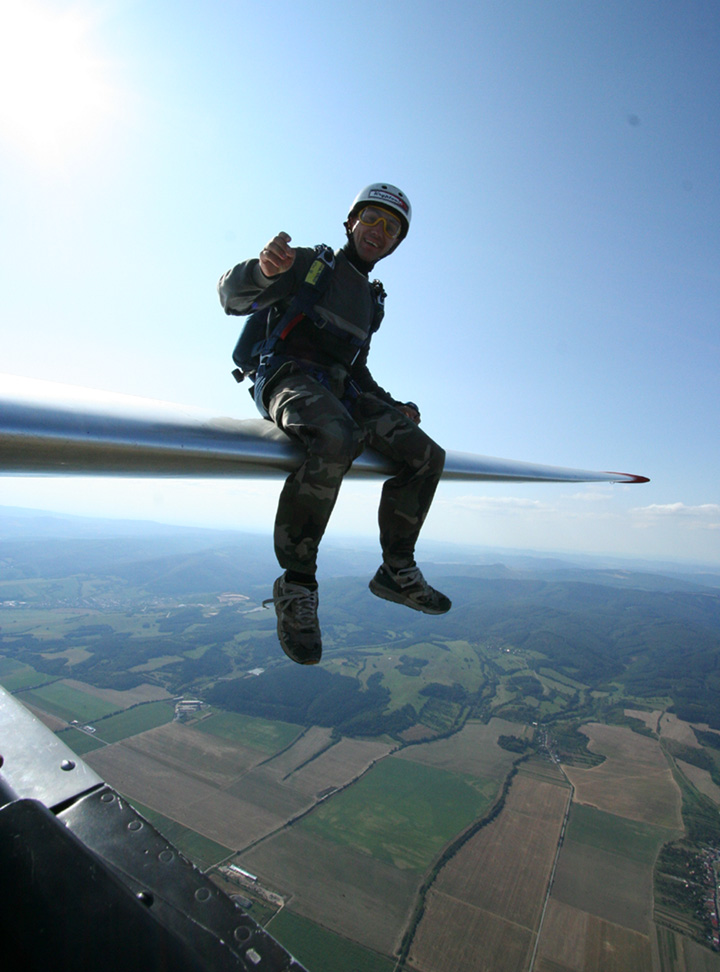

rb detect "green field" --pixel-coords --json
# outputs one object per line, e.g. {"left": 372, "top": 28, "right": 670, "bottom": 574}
{"left": 566, "top": 803, "right": 672, "bottom": 864}
{"left": 0, "top": 658, "right": 51, "bottom": 692}
{"left": 56, "top": 726, "right": 107, "bottom": 755}
{"left": 197, "top": 710, "right": 302, "bottom": 754}
{"left": 92, "top": 701, "right": 176, "bottom": 742}
{"left": 125, "top": 798, "right": 233, "bottom": 869}
{"left": 299, "top": 755, "right": 496, "bottom": 871}
{"left": 16, "top": 681, "right": 119, "bottom": 722}
{"left": 268, "top": 908, "right": 395, "bottom": 972}
{"left": 328, "top": 639, "right": 486, "bottom": 715}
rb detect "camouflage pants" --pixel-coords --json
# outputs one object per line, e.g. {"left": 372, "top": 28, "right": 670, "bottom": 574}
{"left": 265, "top": 369, "right": 445, "bottom": 575}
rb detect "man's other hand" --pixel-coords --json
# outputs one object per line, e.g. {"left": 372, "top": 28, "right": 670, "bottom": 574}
{"left": 398, "top": 404, "right": 421, "bottom": 424}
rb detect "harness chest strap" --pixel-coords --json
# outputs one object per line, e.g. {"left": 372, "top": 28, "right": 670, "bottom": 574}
{"left": 256, "top": 246, "right": 384, "bottom": 360}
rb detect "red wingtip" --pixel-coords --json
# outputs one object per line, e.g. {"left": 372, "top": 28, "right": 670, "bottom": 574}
{"left": 607, "top": 472, "right": 650, "bottom": 484}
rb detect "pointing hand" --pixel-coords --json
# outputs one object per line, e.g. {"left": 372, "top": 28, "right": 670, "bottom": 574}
{"left": 259, "top": 231, "right": 296, "bottom": 277}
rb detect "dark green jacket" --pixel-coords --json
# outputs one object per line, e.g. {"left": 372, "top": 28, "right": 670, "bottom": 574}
{"left": 218, "top": 246, "right": 398, "bottom": 405}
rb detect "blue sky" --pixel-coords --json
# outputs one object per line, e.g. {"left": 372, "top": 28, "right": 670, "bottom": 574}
{"left": 1, "top": 0, "right": 718, "bottom": 565}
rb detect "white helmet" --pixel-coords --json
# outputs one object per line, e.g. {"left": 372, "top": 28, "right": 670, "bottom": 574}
{"left": 348, "top": 183, "right": 412, "bottom": 240}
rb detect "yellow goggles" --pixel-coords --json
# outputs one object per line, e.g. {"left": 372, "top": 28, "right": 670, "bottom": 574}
{"left": 356, "top": 206, "right": 403, "bottom": 240}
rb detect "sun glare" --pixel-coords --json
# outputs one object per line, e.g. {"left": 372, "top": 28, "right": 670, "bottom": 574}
{"left": 0, "top": 1, "right": 115, "bottom": 161}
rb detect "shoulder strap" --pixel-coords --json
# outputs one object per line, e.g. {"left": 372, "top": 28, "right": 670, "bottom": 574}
{"left": 260, "top": 244, "right": 336, "bottom": 351}
{"left": 369, "top": 278, "right": 386, "bottom": 334}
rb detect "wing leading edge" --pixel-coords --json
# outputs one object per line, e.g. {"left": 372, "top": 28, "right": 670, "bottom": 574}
{"left": 0, "top": 374, "right": 649, "bottom": 484}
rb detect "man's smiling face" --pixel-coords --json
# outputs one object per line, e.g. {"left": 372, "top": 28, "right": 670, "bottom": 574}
{"left": 348, "top": 206, "right": 399, "bottom": 262}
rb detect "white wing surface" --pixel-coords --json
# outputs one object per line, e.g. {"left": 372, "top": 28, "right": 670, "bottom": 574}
{"left": 0, "top": 374, "right": 649, "bottom": 484}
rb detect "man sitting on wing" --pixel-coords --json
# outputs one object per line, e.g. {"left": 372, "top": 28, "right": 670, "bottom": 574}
{"left": 218, "top": 183, "right": 450, "bottom": 666}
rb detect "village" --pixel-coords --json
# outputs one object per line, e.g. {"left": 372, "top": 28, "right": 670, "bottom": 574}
{"left": 700, "top": 845, "right": 720, "bottom": 950}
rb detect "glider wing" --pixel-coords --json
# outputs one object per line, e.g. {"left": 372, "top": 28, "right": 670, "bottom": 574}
{"left": 0, "top": 374, "right": 649, "bottom": 484}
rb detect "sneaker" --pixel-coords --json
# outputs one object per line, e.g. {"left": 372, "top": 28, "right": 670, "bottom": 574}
{"left": 263, "top": 575, "right": 322, "bottom": 665}
{"left": 369, "top": 564, "right": 451, "bottom": 615}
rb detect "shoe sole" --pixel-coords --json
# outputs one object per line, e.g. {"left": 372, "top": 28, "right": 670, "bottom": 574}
{"left": 275, "top": 619, "right": 321, "bottom": 664}
{"left": 273, "top": 612, "right": 322, "bottom": 665}
{"left": 368, "top": 578, "right": 451, "bottom": 615}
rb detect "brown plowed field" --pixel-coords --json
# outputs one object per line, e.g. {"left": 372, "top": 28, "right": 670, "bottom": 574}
{"left": 562, "top": 723, "right": 682, "bottom": 828}
{"left": 536, "top": 899, "right": 652, "bottom": 972}
{"left": 260, "top": 726, "right": 334, "bottom": 777}
{"left": 276, "top": 736, "right": 394, "bottom": 797}
{"left": 676, "top": 759, "right": 720, "bottom": 806}
{"left": 625, "top": 708, "right": 662, "bottom": 734}
{"left": 432, "top": 772, "right": 569, "bottom": 929}
{"left": 396, "top": 718, "right": 527, "bottom": 780}
{"left": 86, "top": 740, "right": 306, "bottom": 848}
{"left": 121, "top": 721, "right": 266, "bottom": 785}
{"left": 658, "top": 712, "right": 703, "bottom": 747}
{"left": 408, "top": 892, "right": 533, "bottom": 972}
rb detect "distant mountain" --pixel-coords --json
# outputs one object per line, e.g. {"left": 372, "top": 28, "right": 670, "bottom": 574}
{"left": 0, "top": 506, "right": 237, "bottom": 541}
{"left": 2, "top": 506, "right": 720, "bottom": 599}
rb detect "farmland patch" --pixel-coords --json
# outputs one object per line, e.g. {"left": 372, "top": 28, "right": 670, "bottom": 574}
{"left": 196, "top": 710, "right": 302, "bottom": 753}
{"left": 550, "top": 838, "right": 652, "bottom": 932}
{"left": 566, "top": 804, "right": 673, "bottom": 865}
{"left": 408, "top": 892, "right": 533, "bottom": 972}
{"left": 16, "top": 680, "right": 118, "bottom": 722}
{"left": 654, "top": 925, "right": 720, "bottom": 972}
{"left": 298, "top": 756, "right": 495, "bottom": 871}
{"left": 536, "top": 899, "right": 653, "bottom": 972}
{"left": 261, "top": 726, "right": 335, "bottom": 777}
{"left": 121, "top": 721, "right": 266, "bottom": 784}
{"left": 659, "top": 713, "right": 704, "bottom": 747}
{"left": 268, "top": 908, "right": 395, "bottom": 972}
{"left": 0, "top": 660, "right": 51, "bottom": 692}
{"left": 57, "top": 726, "right": 107, "bottom": 755}
{"left": 237, "top": 828, "right": 419, "bottom": 955}
{"left": 91, "top": 701, "right": 175, "bottom": 743}
{"left": 275, "top": 736, "right": 393, "bottom": 798}
{"left": 41, "top": 646, "right": 92, "bottom": 666}
{"left": 520, "top": 755, "right": 568, "bottom": 786}
{"left": 625, "top": 708, "right": 662, "bottom": 733}
{"left": 396, "top": 718, "right": 527, "bottom": 780}
{"left": 676, "top": 760, "right": 720, "bottom": 806}
{"left": 85, "top": 742, "right": 301, "bottom": 849}
{"left": 562, "top": 723, "right": 682, "bottom": 828}
{"left": 429, "top": 770, "right": 569, "bottom": 932}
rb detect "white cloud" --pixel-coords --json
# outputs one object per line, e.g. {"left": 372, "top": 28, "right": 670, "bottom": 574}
{"left": 632, "top": 502, "right": 720, "bottom": 523}
{"left": 566, "top": 486, "right": 616, "bottom": 503}
{"left": 438, "top": 495, "right": 552, "bottom": 515}
{"left": 627, "top": 503, "right": 720, "bottom": 538}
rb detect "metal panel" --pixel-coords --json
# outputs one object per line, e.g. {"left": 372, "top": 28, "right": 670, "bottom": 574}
{"left": 0, "top": 685, "right": 102, "bottom": 809}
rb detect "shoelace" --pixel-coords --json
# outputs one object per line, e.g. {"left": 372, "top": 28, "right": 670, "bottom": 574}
{"left": 263, "top": 586, "right": 319, "bottom": 626}
{"left": 392, "top": 565, "right": 425, "bottom": 589}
